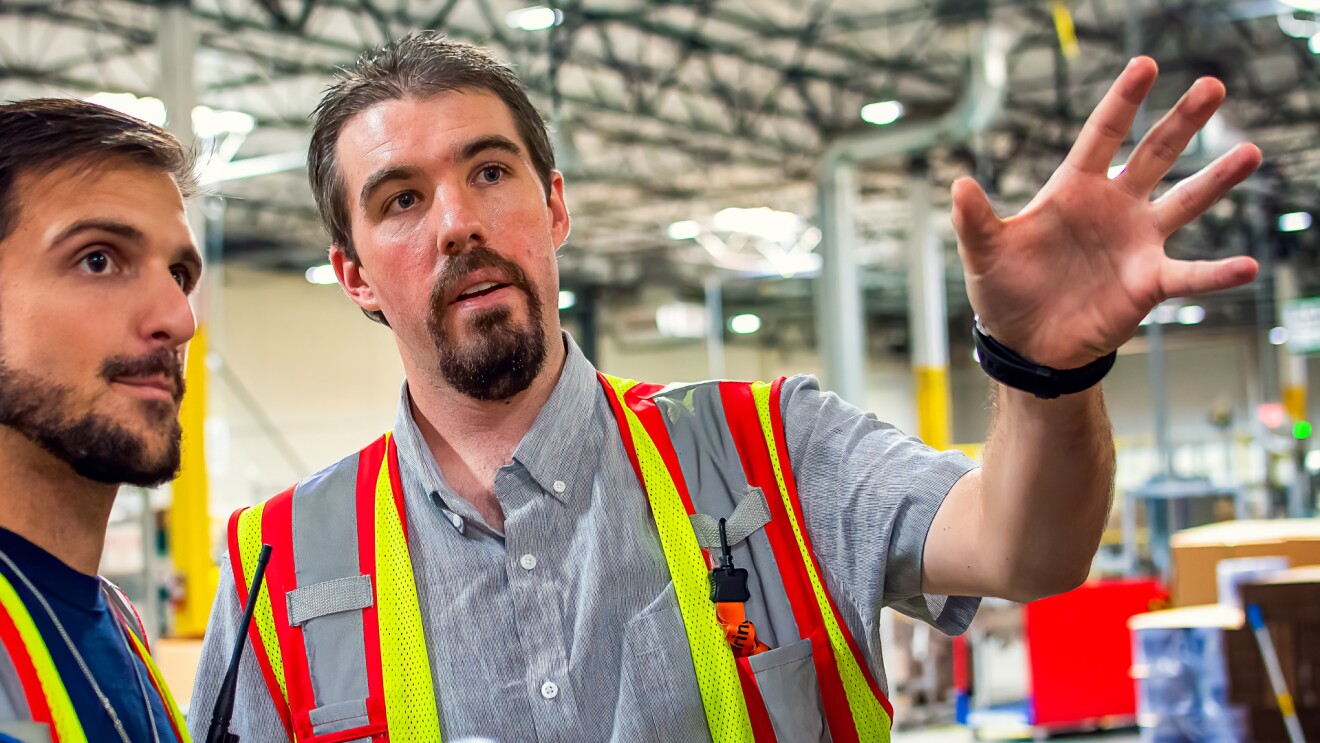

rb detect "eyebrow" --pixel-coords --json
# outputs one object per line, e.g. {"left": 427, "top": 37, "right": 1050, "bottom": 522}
{"left": 52, "top": 219, "right": 144, "bottom": 246}
{"left": 455, "top": 135, "right": 522, "bottom": 165}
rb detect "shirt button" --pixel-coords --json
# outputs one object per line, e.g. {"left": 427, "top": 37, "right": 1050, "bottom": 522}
{"left": 552, "top": 480, "right": 567, "bottom": 493}
{"left": 540, "top": 681, "right": 559, "bottom": 699}
{"left": 519, "top": 553, "right": 538, "bottom": 571}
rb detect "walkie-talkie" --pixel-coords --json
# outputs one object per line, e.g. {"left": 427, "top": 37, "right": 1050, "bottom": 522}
{"left": 206, "top": 544, "right": 273, "bottom": 743}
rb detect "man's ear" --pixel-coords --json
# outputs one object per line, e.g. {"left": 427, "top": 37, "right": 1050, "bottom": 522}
{"left": 548, "top": 171, "right": 571, "bottom": 251}
{"left": 330, "top": 243, "right": 382, "bottom": 315}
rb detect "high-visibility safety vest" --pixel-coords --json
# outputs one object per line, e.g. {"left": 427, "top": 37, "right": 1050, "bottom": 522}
{"left": 228, "top": 374, "right": 893, "bottom": 742}
{"left": 0, "top": 574, "right": 190, "bottom": 743}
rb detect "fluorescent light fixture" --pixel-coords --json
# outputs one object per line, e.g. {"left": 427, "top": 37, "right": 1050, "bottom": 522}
{"left": 712, "top": 207, "right": 803, "bottom": 245}
{"left": 558, "top": 290, "right": 576, "bottom": 310}
{"left": 305, "top": 264, "right": 338, "bottom": 285}
{"left": 667, "top": 220, "right": 702, "bottom": 241}
{"left": 860, "top": 100, "right": 904, "bottom": 126}
{"left": 1306, "top": 448, "right": 1320, "bottom": 472}
{"left": 1177, "top": 305, "right": 1206, "bottom": 325}
{"left": 192, "top": 105, "right": 255, "bottom": 139}
{"left": 1279, "top": 212, "right": 1313, "bottom": 232}
{"left": 1270, "top": 326, "right": 1290, "bottom": 346}
{"left": 655, "top": 302, "right": 707, "bottom": 339}
{"left": 1310, "top": 34, "right": 1320, "bottom": 54}
{"left": 728, "top": 313, "right": 762, "bottom": 335}
{"left": 1280, "top": 0, "right": 1320, "bottom": 10}
{"left": 87, "top": 92, "right": 166, "bottom": 127}
{"left": 1108, "top": 162, "right": 1126, "bottom": 179}
{"left": 506, "top": 6, "right": 562, "bottom": 31}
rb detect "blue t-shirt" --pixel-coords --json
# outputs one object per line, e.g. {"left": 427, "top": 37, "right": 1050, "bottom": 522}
{"left": 0, "top": 527, "right": 176, "bottom": 741}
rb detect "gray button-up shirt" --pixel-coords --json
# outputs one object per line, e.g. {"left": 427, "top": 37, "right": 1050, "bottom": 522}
{"left": 189, "top": 334, "right": 978, "bottom": 742}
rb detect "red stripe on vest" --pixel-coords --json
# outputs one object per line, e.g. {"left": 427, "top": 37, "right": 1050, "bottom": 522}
{"left": 227, "top": 504, "right": 294, "bottom": 739}
{"left": 386, "top": 436, "right": 409, "bottom": 545}
{"left": 736, "top": 656, "right": 779, "bottom": 743}
{"left": 262, "top": 489, "right": 318, "bottom": 741}
{"left": 718, "top": 381, "right": 860, "bottom": 743}
{"left": 0, "top": 598, "right": 56, "bottom": 736}
{"left": 623, "top": 381, "right": 701, "bottom": 517}
{"left": 356, "top": 435, "right": 390, "bottom": 731}
{"left": 767, "top": 379, "right": 892, "bottom": 720}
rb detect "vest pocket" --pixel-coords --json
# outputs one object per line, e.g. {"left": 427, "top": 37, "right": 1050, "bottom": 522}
{"left": 749, "top": 627, "right": 831, "bottom": 743}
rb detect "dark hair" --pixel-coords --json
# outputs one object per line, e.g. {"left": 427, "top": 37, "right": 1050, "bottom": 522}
{"left": 308, "top": 32, "right": 556, "bottom": 263}
{"left": 0, "top": 98, "right": 196, "bottom": 244}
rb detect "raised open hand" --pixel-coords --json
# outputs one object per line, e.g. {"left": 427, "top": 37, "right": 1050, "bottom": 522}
{"left": 954, "top": 56, "right": 1262, "bottom": 370}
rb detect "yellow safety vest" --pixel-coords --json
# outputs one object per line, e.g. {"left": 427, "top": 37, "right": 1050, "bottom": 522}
{"left": 0, "top": 573, "right": 190, "bottom": 742}
{"left": 229, "top": 374, "right": 892, "bottom": 742}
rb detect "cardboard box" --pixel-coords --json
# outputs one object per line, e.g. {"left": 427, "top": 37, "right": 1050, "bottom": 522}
{"left": 1225, "top": 568, "right": 1320, "bottom": 710}
{"left": 1170, "top": 519, "right": 1320, "bottom": 607}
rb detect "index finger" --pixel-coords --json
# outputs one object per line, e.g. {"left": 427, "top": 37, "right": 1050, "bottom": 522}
{"left": 1064, "top": 56, "right": 1159, "bottom": 174}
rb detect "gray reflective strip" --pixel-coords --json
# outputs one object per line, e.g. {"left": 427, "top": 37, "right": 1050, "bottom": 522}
{"left": 0, "top": 722, "right": 51, "bottom": 742}
{"left": 748, "top": 637, "right": 831, "bottom": 743}
{"left": 652, "top": 381, "right": 799, "bottom": 651}
{"left": 309, "top": 697, "right": 371, "bottom": 736}
{"left": 99, "top": 579, "right": 145, "bottom": 646}
{"left": 287, "top": 575, "right": 373, "bottom": 627}
{"left": 689, "top": 487, "right": 771, "bottom": 549}
{"left": 291, "top": 456, "right": 372, "bottom": 713}
{"left": 0, "top": 646, "right": 31, "bottom": 721}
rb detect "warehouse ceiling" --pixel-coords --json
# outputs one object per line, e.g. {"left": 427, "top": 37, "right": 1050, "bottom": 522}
{"left": 1, "top": 0, "right": 1317, "bottom": 338}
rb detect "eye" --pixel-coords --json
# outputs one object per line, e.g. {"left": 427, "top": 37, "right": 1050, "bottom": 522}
{"left": 388, "top": 191, "right": 420, "bottom": 213}
{"left": 171, "top": 265, "right": 194, "bottom": 291}
{"left": 477, "top": 165, "right": 506, "bottom": 185}
{"left": 79, "top": 250, "right": 115, "bottom": 275}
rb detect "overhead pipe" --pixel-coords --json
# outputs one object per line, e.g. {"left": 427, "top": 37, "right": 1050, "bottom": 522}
{"left": 816, "top": 27, "right": 1011, "bottom": 407}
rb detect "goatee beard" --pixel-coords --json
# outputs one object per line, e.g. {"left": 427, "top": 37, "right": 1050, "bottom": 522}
{"left": 427, "top": 246, "right": 548, "bottom": 402}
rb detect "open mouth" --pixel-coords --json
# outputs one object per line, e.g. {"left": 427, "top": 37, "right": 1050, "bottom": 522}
{"left": 453, "top": 281, "right": 510, "bottom": 303}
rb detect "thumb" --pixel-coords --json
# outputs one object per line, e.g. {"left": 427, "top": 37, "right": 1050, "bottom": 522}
{"left": 1158, "top": 255, "right": 1259, "bottom": 300}
{"left": 951, "top": 177, "right": 1003, "bottom": 253}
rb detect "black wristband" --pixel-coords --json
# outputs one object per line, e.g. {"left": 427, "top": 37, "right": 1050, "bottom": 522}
{"left": 972, "top": 320, "right": 1116, "bottom": 399}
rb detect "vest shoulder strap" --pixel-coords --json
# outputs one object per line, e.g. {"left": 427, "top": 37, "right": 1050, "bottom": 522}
{"left": 0, "top": 571, "right": 87, "bottom": 742}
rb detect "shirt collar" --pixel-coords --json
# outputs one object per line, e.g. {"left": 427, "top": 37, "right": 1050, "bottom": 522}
{"left": 392, "top": 331, "right": 601, "bottom": 516}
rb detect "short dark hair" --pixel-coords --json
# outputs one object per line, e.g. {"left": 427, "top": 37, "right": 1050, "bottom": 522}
{"left": 0, "top": 98, "right": 196, "bottom": 244}
{"left": 308, "top": 32, "right": 556, "bottom": 264}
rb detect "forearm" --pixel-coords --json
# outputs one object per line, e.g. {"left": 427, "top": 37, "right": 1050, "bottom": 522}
{"left": 978, "top": 382, "right": 1115, "bottom": 600}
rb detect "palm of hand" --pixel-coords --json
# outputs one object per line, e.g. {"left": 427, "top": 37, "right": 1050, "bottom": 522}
{"left": 955, "top": 57, "right": 1261, "bottom": 370}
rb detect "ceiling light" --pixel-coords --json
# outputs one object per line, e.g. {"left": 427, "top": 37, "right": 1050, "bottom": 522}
{"left": 1279, "top": 212, "right": 1313, "bottom": 232}
{"left": 1270, "top": 326, "right": 1290, "bottom": 346}
{"left": 1280, "top": 0, "right": 1320, "bottom": 10}
{"left": 1108, "top": 162, "right": 1126, "bottom": 179}
{"left": 1310, "top": 34, "right": 1320, "bottom": 54}
{"left": 712, "top": 207, "right": 803, "bottom": 245}
{"left": 667, "top": 220, "right": 702, "bottom": 241}
{"left": 506, "top": 6, "right": 562, "bottom": 31}
{"left": 860, "top": 100, "right": 904, "bottom": 126}
{"left": 1177, "top": 305, "right": 1206, "bottom": 325}
{"left": 728, "top": 314, "right": 762, "bottom": 335}
{"left": 192, "top": 105, "right": 255, "bottom": 139}
{"left": 87, "top": 92, "right": 166, "bottom": 127}
{"left": 558, "top": 290, "right": 576, "bottom": 310}
{"left": 305, "top": 264, "right": 337, "bottom": 285}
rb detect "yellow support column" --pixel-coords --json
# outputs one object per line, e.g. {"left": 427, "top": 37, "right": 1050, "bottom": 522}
{"left": 171, "top": 324, "right": 217, "bottom": 637}
{"left": 915, "top": 365, "right": 951, "bottom": 451}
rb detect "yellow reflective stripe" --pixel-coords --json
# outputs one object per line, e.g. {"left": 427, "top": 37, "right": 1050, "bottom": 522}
{"left": 602, "top": 375, "right": 754, "bottom": 743}
{"left": 0, "top": 573, "right": 88, "bottom": 743}
{"left": 236, "top": 503, "right": 288, "bottom": 709}
{"left": 750, "top": 382, "right": 892, "bottom": 741}
{"left": 374, "top": 433, "right": 441, "bottom": 741}
{"left": 123, "top": 628, "right": 193, "bottom": 742}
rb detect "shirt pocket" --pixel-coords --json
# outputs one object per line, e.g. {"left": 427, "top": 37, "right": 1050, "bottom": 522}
{"left": 612, "top": 582, "right": 711, "bottom": 742}
{"left": 748, "top": 626, "right": 831, "bottom": 743}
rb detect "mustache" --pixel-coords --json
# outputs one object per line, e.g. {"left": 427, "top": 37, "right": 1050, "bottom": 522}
{"left": 101, "top": 348, "right": 186, "bottom": 404}
{"left": 430, "top": 246, "right": 533, "bottom": 308}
